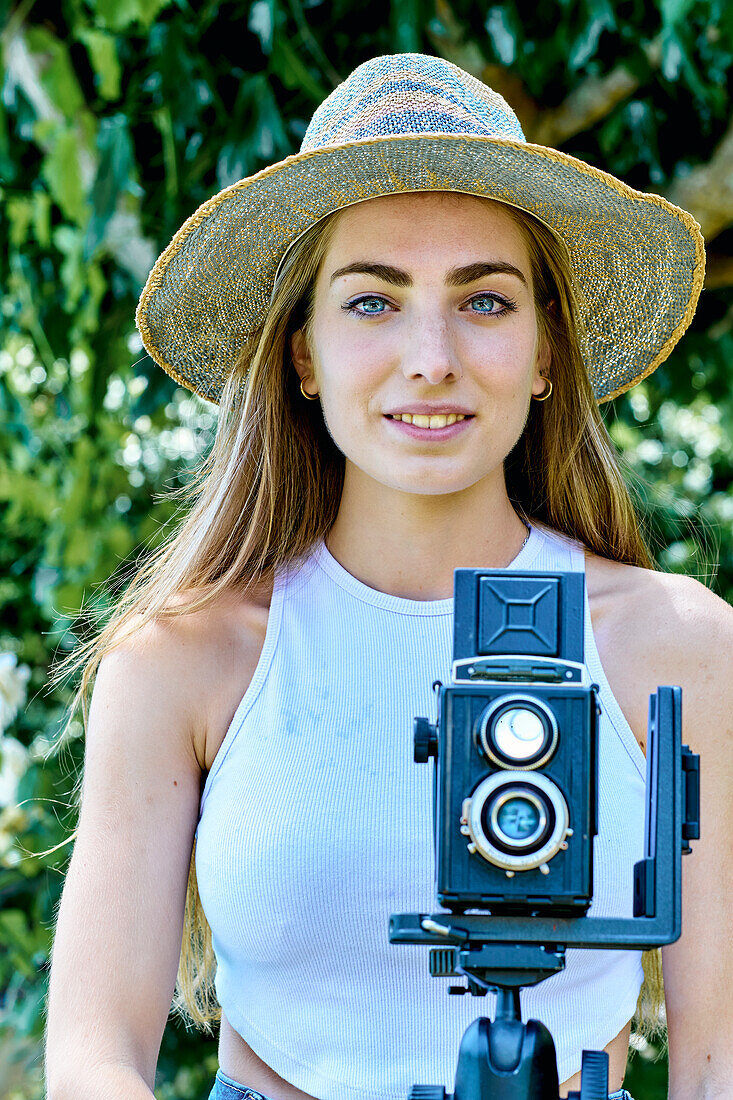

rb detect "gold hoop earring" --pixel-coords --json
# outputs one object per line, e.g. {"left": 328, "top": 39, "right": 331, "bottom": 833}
{"left": 300, "top": 379, "right": 319, "bottom": 401}
{"left": 532, "top": 377, "right": 553, "bottom": 402}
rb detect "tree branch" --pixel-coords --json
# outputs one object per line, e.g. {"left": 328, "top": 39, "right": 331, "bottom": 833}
{"left": 531, "top": 66, "right": 640, "bottom": 147}
{"left": 665, "top": 117, "right": 733, "bottom": 242}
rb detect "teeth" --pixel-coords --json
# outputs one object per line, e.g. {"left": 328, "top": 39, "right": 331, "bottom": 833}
{"left": 392, "top": 413, "right": 466, "bottom": 428}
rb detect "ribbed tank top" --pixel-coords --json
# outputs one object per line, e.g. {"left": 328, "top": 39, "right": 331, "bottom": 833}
{"left": 195, "top": 523, "right": 646, "bottom": 1099}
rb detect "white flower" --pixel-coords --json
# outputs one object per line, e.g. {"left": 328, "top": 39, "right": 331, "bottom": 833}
{"left": 0, "top": 652, "right": 31, "bottom": 733}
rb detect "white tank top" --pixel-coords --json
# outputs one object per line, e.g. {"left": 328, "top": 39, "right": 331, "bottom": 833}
{"left": 195, "top": 523, "right": 646, "bottom": 1099}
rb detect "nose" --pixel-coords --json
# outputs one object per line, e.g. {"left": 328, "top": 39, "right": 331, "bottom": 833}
{"left": 400, "top": 311, "right": 462, "bottom": 385}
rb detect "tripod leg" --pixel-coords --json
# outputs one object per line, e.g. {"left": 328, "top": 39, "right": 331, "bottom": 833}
{"left": 565, "top": 1050, "right": 609, "bottom": 1100}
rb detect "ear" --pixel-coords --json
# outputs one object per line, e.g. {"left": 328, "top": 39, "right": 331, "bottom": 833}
{"left": 531, "top": 334, "right": 551, "bottom": 397}
{"left": 290, "top": 328, "right": 314, "bottom": 386}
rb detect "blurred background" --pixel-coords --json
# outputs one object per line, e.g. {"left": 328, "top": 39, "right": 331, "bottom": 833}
{"left": 1, "top": 1, "right": 731, "bottom": 1097}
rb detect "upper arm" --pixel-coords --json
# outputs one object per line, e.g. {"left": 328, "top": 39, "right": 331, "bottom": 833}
{"left": 646, "top": 579, "right": 733, "bottom": 1095}
{"left": 45, "top": 619, "right": 206, "bottom": 1090}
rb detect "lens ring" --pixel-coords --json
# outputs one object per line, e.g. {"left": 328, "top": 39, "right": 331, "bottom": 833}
{"left": 466, "top": 771, "right": 569, "bottom": 871}
{"left": 478, "top": 695, "right": 559, "bottom": 770}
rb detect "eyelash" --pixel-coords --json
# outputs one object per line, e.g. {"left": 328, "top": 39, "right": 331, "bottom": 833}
{"left": 341, "top": 293, "right": 518, "bottom": 317}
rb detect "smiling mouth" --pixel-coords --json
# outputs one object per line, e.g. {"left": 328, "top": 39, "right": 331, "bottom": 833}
{"left": 386, "top": 413, "right": 474, "bottom": 428}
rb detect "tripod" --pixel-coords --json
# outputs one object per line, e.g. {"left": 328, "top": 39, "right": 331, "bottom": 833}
{"left": 409, "top": 933, "right": 610, "bottom": 1100}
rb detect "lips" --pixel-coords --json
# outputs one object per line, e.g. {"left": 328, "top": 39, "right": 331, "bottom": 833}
{"left": 385, "top": 413, "right": 474, "bottom": 438}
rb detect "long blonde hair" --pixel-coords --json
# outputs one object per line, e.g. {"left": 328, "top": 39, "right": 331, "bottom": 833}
{"left": 52, "top": 196, "right": 663, "bottom": 1037}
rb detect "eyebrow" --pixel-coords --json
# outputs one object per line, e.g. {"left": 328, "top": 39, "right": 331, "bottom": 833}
{"left": 328, "top": 260, "right": 528, "bottom": 288}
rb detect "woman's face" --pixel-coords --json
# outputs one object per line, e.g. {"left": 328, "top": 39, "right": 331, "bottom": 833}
{"left": 291, "top": 192, "right": 549, "bottom": 500}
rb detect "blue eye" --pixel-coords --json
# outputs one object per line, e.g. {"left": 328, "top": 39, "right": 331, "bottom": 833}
{"left": 343, "top": 295, "right": 391, "bottom": 315}
{"left": 469, "top": 295, "right": 505, "bottom": 314}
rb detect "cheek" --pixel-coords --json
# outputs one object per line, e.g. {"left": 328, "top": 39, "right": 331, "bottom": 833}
{"left": 462, "top": 324, "right": 538, "bottom": 387}
{"left": 316, "top": 334, "right": 391, "bottom": 404}
{"left": 312, "top": 316, "right": 374, "bottom": 376}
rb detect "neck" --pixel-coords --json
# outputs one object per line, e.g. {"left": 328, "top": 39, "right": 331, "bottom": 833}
{"left": 325, "top": 466, "right": 530, "bottom": 600}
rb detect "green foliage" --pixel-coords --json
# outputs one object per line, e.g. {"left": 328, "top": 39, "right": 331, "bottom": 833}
{"left": 1, "top": 1, "right": 730, "bottom": 1097}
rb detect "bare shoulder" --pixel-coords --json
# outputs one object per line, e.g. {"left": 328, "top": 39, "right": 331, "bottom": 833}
{"left": 585, "top": 553, "right": 731, "bottom": 753}
{"left": 101, "top": 575, "right": 273, "bottom": 775}
{"left": 581, "top": 554, "right": 726, "bottom": 752}
{"left": 585, "top": 553, "right": 731, "bottom": 668}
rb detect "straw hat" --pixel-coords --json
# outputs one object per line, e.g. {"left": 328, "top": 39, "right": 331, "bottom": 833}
{"left": 136, "top": 52, "right": 705, "bottom": 405}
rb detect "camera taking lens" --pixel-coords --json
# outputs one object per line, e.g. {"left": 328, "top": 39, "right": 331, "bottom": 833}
{"left": 462, "top": 771, "right": 571, "bottom": 874}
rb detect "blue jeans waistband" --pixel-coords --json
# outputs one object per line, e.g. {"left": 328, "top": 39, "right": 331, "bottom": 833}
{"left": 208, "top": 1071, "right": 270, "bottom": 1100}
{"left": 208, "top": 1071, "right": 635, "bottom": 1100}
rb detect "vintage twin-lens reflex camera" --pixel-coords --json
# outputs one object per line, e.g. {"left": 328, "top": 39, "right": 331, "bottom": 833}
{"left": 414, "top": 570, "right": 596, "bottom": 915}
{"left": 391, "top": 568, "right": 700, "bottom": 1100}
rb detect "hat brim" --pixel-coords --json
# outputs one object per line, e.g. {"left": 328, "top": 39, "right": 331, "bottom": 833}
{"left": 136, "top": 133, "right": 705, "bottom": 404}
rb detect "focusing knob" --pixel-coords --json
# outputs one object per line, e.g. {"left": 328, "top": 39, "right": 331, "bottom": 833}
{"left": 414, "top": 718, "right": 438, "bottom": 762}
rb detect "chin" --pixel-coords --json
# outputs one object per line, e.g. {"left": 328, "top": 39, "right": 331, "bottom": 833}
{"left": 384, "top": 473, "right": 484, "bottom": 497}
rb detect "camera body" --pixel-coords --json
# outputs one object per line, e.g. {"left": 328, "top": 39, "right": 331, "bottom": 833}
{"left": 415, "top": 570, "right": 599, "bottom": 915}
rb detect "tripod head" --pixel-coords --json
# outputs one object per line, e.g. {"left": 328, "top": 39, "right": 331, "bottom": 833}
{"left": 401, "top": 920, "right": 599, "bottom": 1099}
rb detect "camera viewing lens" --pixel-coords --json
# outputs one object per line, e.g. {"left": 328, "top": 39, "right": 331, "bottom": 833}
{"left": 494, "top": 708, "right": 546, "bottom": 761}
{"left": 478, "top": 695, "right": 558, "bottom": 769}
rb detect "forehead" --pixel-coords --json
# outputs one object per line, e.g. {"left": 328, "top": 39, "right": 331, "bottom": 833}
{"left": 323, "top": 192, "right": 531, "bottom": 270}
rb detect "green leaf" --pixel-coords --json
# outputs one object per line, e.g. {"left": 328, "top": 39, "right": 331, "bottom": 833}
{"left": 660, "top": 0, "right": 696, "bottom": 28}
{"left": 271, "top": 38, "right": 329, "bottom": 102}
{"left": 93, "top": 0, "right": 177, "bottom": 32}
{"left": 32, "top": 190, "right": 51, "bottom": 248}
{"left": 24, "top": 27, "right": 85, "bottom": 120}
{"left": 84, "top": 114, "right": 135, "bottom": 259}
{"left": 137, "top": 0, "right": 178, "bottom": 27}
{"left": 567, "top": 0, "right": 615, "bottom": 71}
{"left": 661, "top": 29, "right": 684, "bottom": 80}
{"left": 586, "top": 0, "right": 616, "bottom": 23}
{"left": 6, "top": 197, "right": 33, "bottom": 247}
{"left": 0, "top": 910, "right": 38, "bottom": 978}
{"left": 0, "top": 96, "right": 13, "bottom": 181}
{"left": 40, "top": 128, "right": 90, "bottom": 226}
{"left": 51, "top": 224, "right": 86, "bottom": 309}
{"left": 568, "top": 18, "right": 603, "bottom": 69}
{"left": 391, "top": 0, "right": 422, "bottom": 53}
{"left": 252, "top": 77, "right": 289, "bottom": 161}
{"left": 154, "top": 106, "right": 178, "bottom": 202}
{"left": 249, "top": 0, "right": 275, "bottom": 54}
{"left": 78, "top": 28, "right": 122, "bottom": 101}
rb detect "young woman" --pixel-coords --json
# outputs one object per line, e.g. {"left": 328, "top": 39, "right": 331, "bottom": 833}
{"left": 44, "top": 54, "right": 731, "bottom": 1100}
